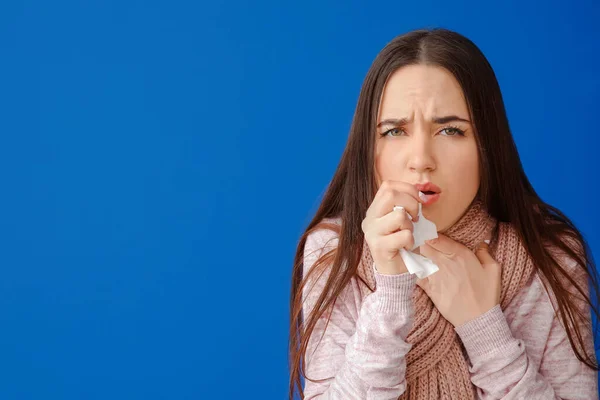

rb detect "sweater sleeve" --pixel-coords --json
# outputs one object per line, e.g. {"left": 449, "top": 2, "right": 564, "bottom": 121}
{"left": 453, "top": 253, "right": 599, "bottom": 399}
{"left": 301, "top": 228, "right": 417, "bottom": 399}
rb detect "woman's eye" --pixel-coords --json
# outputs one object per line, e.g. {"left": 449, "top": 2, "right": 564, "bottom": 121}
{"left": 381, "top": 128, "right": 402, "bottom": 137}
{"left": 440, "top": 127, "right": 465, "bottom": 136}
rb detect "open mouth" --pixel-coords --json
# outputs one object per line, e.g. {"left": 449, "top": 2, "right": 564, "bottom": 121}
{"left": 414, "top": 183, "right": 442, "bottom": 205}
{"left": 419, "top": 191, "right": 441, "bottom": 205}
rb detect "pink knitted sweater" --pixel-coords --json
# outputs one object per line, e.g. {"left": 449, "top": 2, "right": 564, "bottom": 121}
{"left": 301, "top": 219, "right": 598, "bottom": 399}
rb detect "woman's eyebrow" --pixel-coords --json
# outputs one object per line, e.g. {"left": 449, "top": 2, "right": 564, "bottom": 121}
{"left": 432, "top": 115, "right": 471, "bottom": 124}
{"left": 377, "top": 115, "right": 471, "bottom": 128}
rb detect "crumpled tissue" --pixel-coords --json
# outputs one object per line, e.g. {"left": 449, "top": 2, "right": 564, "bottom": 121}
{"left": 391, "top": 201, "right": 439, "bottom": 279}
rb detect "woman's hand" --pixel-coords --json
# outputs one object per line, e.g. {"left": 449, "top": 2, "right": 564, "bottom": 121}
{"left": 416, "top": 234, "right": 501, "bottom": 327}
{"left": 361, "top": 180, "right": 425, "bottom": 275}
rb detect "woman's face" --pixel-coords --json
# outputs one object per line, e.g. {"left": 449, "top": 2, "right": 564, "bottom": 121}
{"left": 375, "top": 64, "right": 480, "bottom": 232}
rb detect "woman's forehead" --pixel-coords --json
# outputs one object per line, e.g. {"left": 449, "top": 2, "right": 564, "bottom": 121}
{"left": 378, "top": 65, "right": 469, "bottom": 120}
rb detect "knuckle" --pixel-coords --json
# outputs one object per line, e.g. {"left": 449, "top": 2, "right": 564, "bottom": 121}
{"left": 406, "top": 232, "right": 415, "bottom": 248}
{"left": 412, "top": 202, "right": 420, "bottom": 217}
{"left": 379, "top": 180, "right": 390, "bottom": 193}
{"left": 400, "top": 229, "right": 413, "bottom": 246}
{"left": 361, "top": 218, "right": 368, "bottom": 232}
{"left": 394, "top": 209, "right": 405, "bottom": 223}
{"left": 381, "top": 189, "right": 394, "bottom": 205}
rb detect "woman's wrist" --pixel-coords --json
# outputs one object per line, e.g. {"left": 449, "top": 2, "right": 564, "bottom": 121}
{"left": 454, "top": 304, "right": 514, "bottom": 360}
{"left": 373, "top": 269, "right": 416, "bottom": 313}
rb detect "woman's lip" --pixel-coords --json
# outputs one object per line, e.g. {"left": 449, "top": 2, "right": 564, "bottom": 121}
{"left": 420, "top": 192, "right": 440, "bottom": 206}
{"left": 415, "top": 182, "right": 442, "bottom": 194}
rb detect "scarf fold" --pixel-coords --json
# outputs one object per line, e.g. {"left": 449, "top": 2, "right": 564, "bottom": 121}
{"left": 357, "top": 199, "right": 536, "bottom": 399}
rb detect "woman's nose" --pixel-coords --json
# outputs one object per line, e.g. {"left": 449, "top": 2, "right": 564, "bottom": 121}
{"left": 406, "top": 134, "right": 436, "bottom": 172}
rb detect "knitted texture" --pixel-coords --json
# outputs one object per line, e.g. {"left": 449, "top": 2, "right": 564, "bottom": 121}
{"left": 357, "top": 199, "right": 536, "bottom": 399}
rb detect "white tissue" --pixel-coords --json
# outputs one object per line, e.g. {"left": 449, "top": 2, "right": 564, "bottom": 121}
{"left": 399, "top": 249, "right": 439, "bottom": 279}
{"left": 392, "top": 201, "right": 440, "bottom": 279}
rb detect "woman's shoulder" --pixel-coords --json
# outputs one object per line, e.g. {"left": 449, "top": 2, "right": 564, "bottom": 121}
{"left": 542, "top": 235, "right": 589, "bottom": 291}
{"left": 505, "top": 237, "right": 589, "bottom": 324}
{"left": 318, "top": 215, "right": 343, "bottom": 228}
{"left": 304, "top": 216, "right": 343, "bottom": 259}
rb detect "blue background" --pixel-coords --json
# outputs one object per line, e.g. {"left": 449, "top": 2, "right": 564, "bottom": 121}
{"left": 1, "top": 1, "right": 598, "bottom": 399}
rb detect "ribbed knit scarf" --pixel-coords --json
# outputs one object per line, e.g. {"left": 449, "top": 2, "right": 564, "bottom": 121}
{"left": 358, "top": 198, "right": 536, "bottom": 399}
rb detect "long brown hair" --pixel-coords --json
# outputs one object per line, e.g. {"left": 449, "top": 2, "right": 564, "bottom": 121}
{"left": 288, "top": 28, "right": 599, "bottom": 399}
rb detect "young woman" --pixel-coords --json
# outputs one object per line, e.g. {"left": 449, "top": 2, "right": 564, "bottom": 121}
{"left": 289, "top": 28, "right": 599, "bottom": 399}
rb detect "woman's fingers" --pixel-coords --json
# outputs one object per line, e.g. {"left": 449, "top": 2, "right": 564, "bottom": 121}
{"left": 376, "top": 206, "right": 414, "bottom": 235}
{"left": 378, "top": 229, "right": 415, "bottom": 253}
{"left": 474, "top": 241, "right": 498, "bottom": 267}
{"left": 368, "top": 181, "right": 422, "bottom": 220}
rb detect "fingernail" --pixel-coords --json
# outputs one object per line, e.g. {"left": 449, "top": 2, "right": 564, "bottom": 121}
{"left": 418, "top": 191, "right": 427, "bottom": 202}
{"left": 484, "top": 239, "right": 490, "bottom": 244}
{"left": 393, "top": 205, "right": 413, "bottom": 221}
